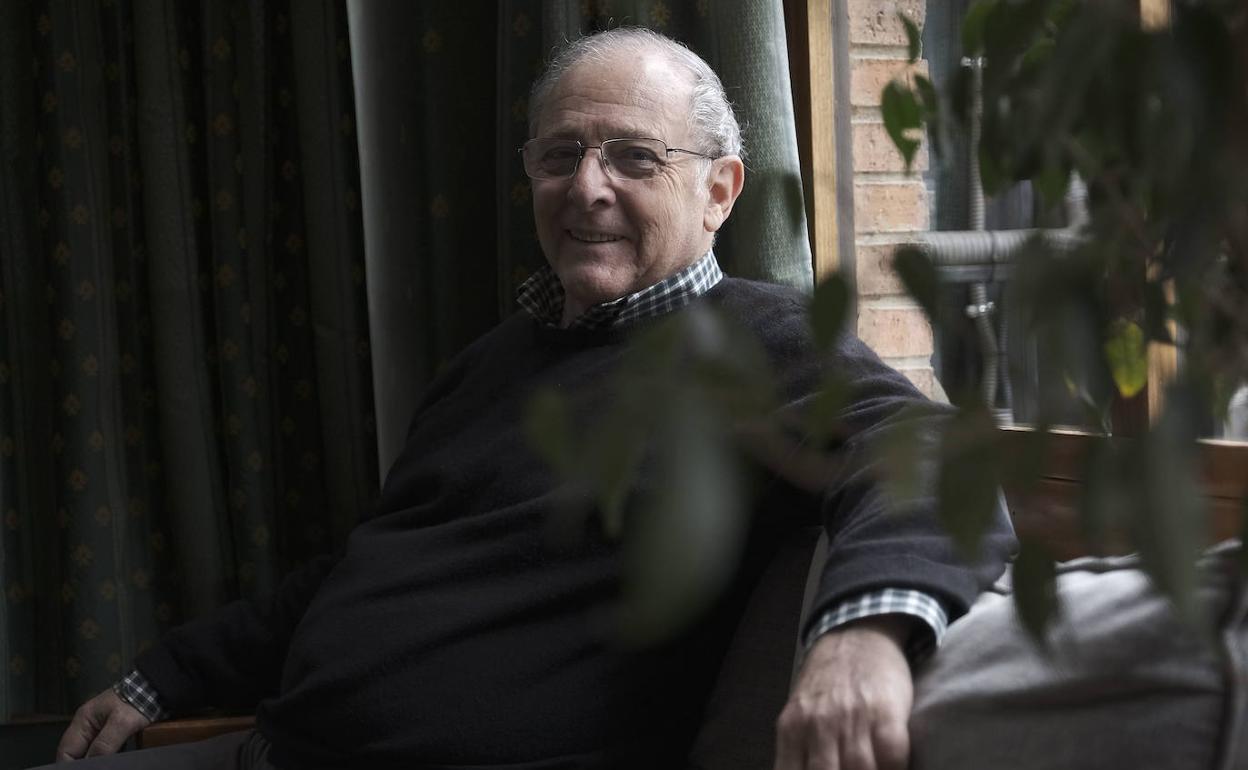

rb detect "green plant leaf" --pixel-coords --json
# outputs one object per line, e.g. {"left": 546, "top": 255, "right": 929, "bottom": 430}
{"left": 1132, "top": 386, "right": 1206, "bottom": 632}
{"left": 1143, "top": 281, "right": 1173, "bottom": 344}
{"left": 807, "top": 372, "right": 852, "bottom": 445}
{"left": 892, "top": 245, "right": 942, "bottom": 330}
{"left": 977, "top": 144, "right": 1007, "bottom": 195}
{"left": 961, "top": 0, "right": 997, "bottom": 56}
{"left": 936, "top": 405, "right": 1002, "bottom": 560}
{"left": 900, "top": 12, "right": 922, "bottom": 63}
{"left": 1012, "top": 538, "right": 1058, "bottom": 648}
{"left": 1104, "top": 319, "right": 1148, "bottom": 399}
{"left": 1032, "top": 161, "right": 1069, "bottom": 212}
{"left": 679, "top": 307, "right": 777, "bottom": 420}
{"left": 810, "top": 272, "right": 851, "bottom": 351}
{"left": 1046, "top": 0, "right": 1078, "bottom": 30}
{"left": 981, "top": 0, "right": 1051, "bottom": 73}
{"left": 871, "top": 406, "right": 943, "bottom": 506}
{"left": 881, "top": 80, "right": 922, "bottom": 173}
{"left": 914, "top": 74, "right": 939, "bottom": 114}
{"left": 1063, "top": 372, "right": 1112, "bottom": 435}
{"left": 617, "top": 396, "right": 747, "bottom": 646}
{"left": 1079, "top": 438, "right": 1129, "bottom": 554}
{"left": 1020, "top": 36, "right": 1055, "bottom": 71}
{"left": 1241, "top": 492, "right": 1248, "bottom": 575}
{"left": 587, "top": 413, "right": 646, "bottom": 539}
{"left": 1212, "top": 375, "right": 1238, "bottom": 426}
{"left": 525, "top": 387, "right": 574, "bottom": 475}
{"left": 1000, "top": 425, "right": 1049, "bottom": 500}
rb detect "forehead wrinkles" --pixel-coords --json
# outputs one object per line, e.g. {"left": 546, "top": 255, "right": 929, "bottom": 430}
{"left": 541, "top": 54, "right": 693, "bottom": 139}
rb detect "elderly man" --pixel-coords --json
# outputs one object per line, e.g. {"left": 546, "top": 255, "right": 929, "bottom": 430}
{"left": 51, "top": 27, "right": 1013, "bottom": 770}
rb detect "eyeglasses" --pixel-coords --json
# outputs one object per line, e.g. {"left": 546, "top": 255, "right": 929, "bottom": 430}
{"left": 519, "top": 137, "right": 716, "bottom": 181}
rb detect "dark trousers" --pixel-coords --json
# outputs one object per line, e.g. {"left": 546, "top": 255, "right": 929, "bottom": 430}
{"left": 27, "top": 729, "right": 276, "bottom": 770}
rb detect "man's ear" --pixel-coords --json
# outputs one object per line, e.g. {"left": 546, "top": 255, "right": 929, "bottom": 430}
{"left": 703, "top": 155, "right": 745, "bottom": 233}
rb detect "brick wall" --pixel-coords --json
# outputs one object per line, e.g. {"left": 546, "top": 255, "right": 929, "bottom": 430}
{"left": 846, "top": 0, "right": 941, "bottom": 399}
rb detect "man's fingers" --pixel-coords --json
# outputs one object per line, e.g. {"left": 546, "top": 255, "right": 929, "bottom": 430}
{"left": 55, "top": 719, "right": 95, "bottom": 761}
{"left": 838, "top": 731, "right": 876, "bottom": 770}
{"left": 773, "top": 704, "right": 808, "bottom": 770}
{"left": 56, "top": 699, "right": 106, "bottom": 761}
{"left": 871, "top": 719, "right": 910, "bottom": 770}
{"left": 776, "top": 698, "right": 850, "bottom": 770}
{"left": 85, "top": 714, "right": 135, "bottom": 757}
{"left": 85, "top": 697, "right": 150, "bottom": 757}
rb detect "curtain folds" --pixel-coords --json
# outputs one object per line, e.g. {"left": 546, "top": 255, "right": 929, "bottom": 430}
{"left": 0, "top": 0, "right": 376, "bottom": 718}
{"left": 0, "top": 0, "right": 808, "bottom": 720}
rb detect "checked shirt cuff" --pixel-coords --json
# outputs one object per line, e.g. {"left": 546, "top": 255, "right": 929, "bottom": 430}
{"left": 114, "top": 669, "right": 170, "bottom": 723}
{"left": 804, "top": 588, "right": 948, "bottom": 663}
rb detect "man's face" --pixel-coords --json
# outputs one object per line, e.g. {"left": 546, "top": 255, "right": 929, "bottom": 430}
{"left": 530, "top": 53, "right": 737, "bottom": 324}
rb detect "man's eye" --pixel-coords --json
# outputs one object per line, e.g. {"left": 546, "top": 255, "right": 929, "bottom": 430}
{"left": 617, "top": 147, "right": 661, "bottom": 163}
{"left": 543, "top": 146, "right": 579, "bottom": 161}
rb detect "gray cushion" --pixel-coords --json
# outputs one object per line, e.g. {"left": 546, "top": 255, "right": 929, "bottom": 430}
{"left": 911, "top": 542, "right": 1246, "bottom": 770}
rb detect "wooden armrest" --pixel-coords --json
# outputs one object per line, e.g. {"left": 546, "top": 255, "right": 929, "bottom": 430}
{"left": 998, "top": 426, "right": 1246, "bottom": 560}
{"left": 135, "top": 715, "right": 256, "bottom": 749}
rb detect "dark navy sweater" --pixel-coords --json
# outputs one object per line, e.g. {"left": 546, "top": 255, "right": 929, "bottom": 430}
{"left": 135, "top": 278, "right": 1014, "bottom": 769}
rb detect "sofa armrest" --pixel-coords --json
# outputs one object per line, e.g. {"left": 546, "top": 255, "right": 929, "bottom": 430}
{"left": 135, "top": 715, "right": 255, "bottom": 750}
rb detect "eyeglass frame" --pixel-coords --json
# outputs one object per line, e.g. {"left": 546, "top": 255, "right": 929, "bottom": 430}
{"left": 517, "top": 137, "right": 719, "bottom": 181}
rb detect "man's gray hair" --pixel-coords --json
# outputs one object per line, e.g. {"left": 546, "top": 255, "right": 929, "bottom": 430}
{"left": 528, "top": 27, "right": 745, "bottom": 160}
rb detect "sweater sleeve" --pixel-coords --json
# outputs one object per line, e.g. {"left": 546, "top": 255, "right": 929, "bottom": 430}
{"left": 708, "top": 280, "right": 1015, "bottom": 629}
{"left": 133, "top": 552, "right": 340, "bottom": 715}
{"left": 126, "top": 321, "right": 506, "bottom": 714}
{"left": 803, "top": 334, "right": 1016, "bottom": 634}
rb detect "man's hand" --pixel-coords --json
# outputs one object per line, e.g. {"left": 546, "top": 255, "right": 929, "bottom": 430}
{"left": 56, "top": 688, "right": 152, "bottom": 762}
{"left": 773, "top": 615, "right": 915, "bottom": 770}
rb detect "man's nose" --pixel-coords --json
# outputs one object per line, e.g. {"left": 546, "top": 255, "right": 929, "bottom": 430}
{"left": 567, "top": 148, "right": 615, "bottom": 205}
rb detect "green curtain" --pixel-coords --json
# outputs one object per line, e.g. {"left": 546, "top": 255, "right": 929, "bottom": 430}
{"left": 0, "top": 0, "right": 376, "bottom": 718}
{"left": 0, "top": 0, "right": 810, "bottom": 720}
{"left": 351, "top": 0, "right": 813, "bottom": 470}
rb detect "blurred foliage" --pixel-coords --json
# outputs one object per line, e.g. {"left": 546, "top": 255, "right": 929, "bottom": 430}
{"left": 881, "top": 0, "right": 1248, "bottom": 640}
{"left": 528, "top": 306, "right": 783, "bottom": 645}
{"left": 527, "top": 0, "right": 1247, "bottom": 646}
{"left": 527, "top": 286, "right": 903, "bottom": 645}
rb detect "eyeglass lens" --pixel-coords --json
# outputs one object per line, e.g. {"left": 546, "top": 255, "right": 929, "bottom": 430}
{"left": 523, "top": 138, "right": 668, "bottom": 180}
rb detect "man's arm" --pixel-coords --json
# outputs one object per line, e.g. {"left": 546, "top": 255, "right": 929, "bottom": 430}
{"left": 55, "top": 552, "right": 339, "bottom": 760}
{"left": 772, "top": 330, "right": 1015, "bottom": 769}
{"left": 133, "top": 551, "right": 340, "bottom": 713}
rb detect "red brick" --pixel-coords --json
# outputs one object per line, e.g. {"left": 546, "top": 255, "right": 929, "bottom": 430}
{"left": 848, "top": 0, "right": 925, "bottom": 47}
{"left": 850, "top": 57, "right": 928, "bottom": 107}
{"left": 858, "top": 306, "right": 933, "bottom": 358}
{"left": 853, "top": 181, "right": 928, "bottom": 234}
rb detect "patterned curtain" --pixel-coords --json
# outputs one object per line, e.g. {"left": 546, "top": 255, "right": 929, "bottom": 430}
{"left": 0, "top": 0, "right": 376, "bottom": 718}
{"left": 0, "top": 0, "right": 809, "bottom": 721}
{"left": 352, "top": 0, "right": 813, "bottom": 469}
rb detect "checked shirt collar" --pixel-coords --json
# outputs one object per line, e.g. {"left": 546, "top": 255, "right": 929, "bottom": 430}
{"left": 517, "top": 250, "right": 723, "bottom": 330}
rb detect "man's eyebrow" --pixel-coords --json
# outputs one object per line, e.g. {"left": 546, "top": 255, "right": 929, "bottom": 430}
{"left": 541, "top": 128, "right": 582, "bottom": 140}
{"left": 604, "top": 126, "right": 660, "bottom": 139}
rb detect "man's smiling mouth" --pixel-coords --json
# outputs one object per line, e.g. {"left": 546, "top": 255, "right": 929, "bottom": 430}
{"left": 568, "top": 229, "right": 624, "bottom": 243}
